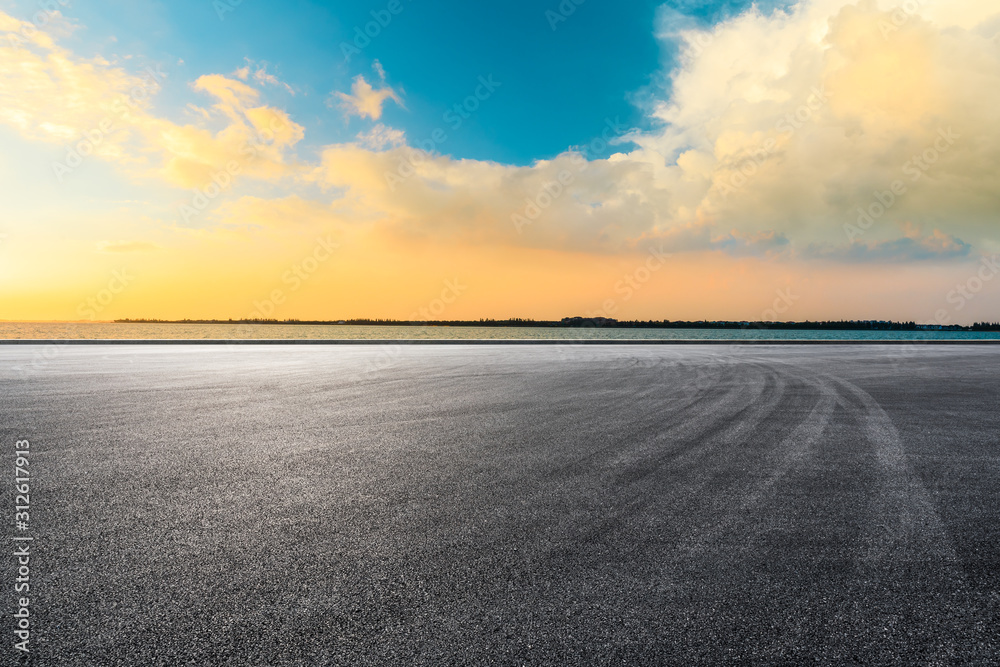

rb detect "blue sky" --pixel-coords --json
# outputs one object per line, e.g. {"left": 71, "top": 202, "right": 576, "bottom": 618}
{"left": 5, "top": 0, "right": 790, "bottom": 164}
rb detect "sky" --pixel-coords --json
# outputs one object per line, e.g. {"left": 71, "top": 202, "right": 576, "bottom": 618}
{"left": 1, "top": 0, "right": 998, "bottom": 323}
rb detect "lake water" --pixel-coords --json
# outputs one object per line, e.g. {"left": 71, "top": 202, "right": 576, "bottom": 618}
{"left": 1, "top": 323, "right": 999, "bottom": 341}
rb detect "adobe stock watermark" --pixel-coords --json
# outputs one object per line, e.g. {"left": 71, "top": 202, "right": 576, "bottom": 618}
{"left": 213, "top": 0, "right": 246, "bottom": 21}
{"left": 77, "top": 269, "right": 134, "bottom": 320}
{"left": 889, "top": 253, "right": 999, "bottom": 369}
{"left": 359, "top": 278, "right": 468, "bottom": 376}
{"left": 545, "top": 0, "right": 586, "bottom": 31}
{"left": 879, "top": 0, "right": 926, "bottom": 39}
{"left": 52, "top": 65, "right": 167, "bottom": 183}
{"left": 938, "top": 254, "right": 1000, "bottom": 323}
{"left": 549, "top": 247, "right": 671, "bottom": 361}
{"left": 243, "top": 235, "right": 340, "bottom": 320}
{"left": 685, "top": 30, "right": 716, "bottom": 60}
{"left": 843, "top": 127, "right": 959, "bottom": 242}
{"left": 340, "top": 0, "right": 414, "bottom": 62}
{"left": 177, "top": 114, "right": 290, "bottom": 224}
{"left": 5, "top": 0, "right": 70, "bottom": 50}
{"left": 384, "top": 75, "right": 501, "bottom": 191}
{"left": 761, "top": 287, "right": 799, "bottom": 322}
{"left": 12, "top": 342, "right": 58, "bottom": 379}
{"left": 690, "top": 285, "right": 800, "bottom": 392}
{"left": 12, "top": 439, "right": 34, "bottom": 655}
{"left": 512, "top": 116, "right": 628, "bottom": 233}
{"left": 581, "top": 246, "right": 672, "bottom": 320}
{"left": 409, "top": 279, "right": 466, "bottom": 322}
{"left": 715, "top": 85, "right": 829, "bottom": 201}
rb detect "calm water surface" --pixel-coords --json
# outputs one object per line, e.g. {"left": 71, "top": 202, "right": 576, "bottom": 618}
{"left": 1, "top": 323, "right": 998, "bottom": 340}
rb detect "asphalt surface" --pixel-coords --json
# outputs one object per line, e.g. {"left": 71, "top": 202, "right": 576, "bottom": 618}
{"left": 1, "top": 344, "right": 998, "bottom": 665}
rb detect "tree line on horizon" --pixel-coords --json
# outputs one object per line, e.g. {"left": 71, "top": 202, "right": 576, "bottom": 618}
{"left": 113, "top": 318, "right": 1000, "bottom": 331}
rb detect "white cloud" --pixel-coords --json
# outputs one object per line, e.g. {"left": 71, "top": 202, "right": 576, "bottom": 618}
{"left": 4, "top": 2, "right": 998, "bottom": 266}
{"left": 355, "top": 124, "right": 406, "bottom": 150}
{"left": 332, "top": 64, "right": 404, "bottom": 120}
{"left": 303, "top": 0, "right": 1000, "bottom": 260}
{"left": 234, "top": 58, "right": 295, "bottom": 94}
{"left": 624, "top": 0, "right": 1000, "bottom": 253}
{"left": 0, "top": 12, "right": 305, "bottom": 190}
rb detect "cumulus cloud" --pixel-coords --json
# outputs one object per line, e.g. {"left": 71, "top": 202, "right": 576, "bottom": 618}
{"left": 332, "top": 62, "right": 404, "bottom": 120}
{"left": 160, "top": 74, "right": 305, "bottom": 187}
{"left": 4, "top": 2, "right": 998, "bottom": 265}
{"left": 355, "top": 124, "right": 407, "bottom": 150}
{"left": 234, "top": 58, "right": 295, "bottom": 94}
{"left": 625, "top": 0, "right": 1000, "bottom": 250}
{"left": 308, "top": 144, "right": 668, "bottom": 252}
{"left": 0, "top": 12, "right": 157, "bottom": 154}
{"left": 0, "top": 11, "right": 304, "bottom": 189}
{"left": 299, "top": 0, "right": 1000, "bottom": 259}
{"left": 635, "top": 224, "right": 791, "bottom": 257}
{"left": 805, "top": 227, "right": 972, "bottom": 262}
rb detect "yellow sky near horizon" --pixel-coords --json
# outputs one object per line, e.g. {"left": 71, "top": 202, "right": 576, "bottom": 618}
{"left": 1, "top": 1, "right": 999, "bottom": 324}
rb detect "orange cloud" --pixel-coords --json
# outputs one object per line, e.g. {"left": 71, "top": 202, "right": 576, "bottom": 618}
{"left": 333, "top": 74, "right": 403, "bottom": 120}
{"left": 0, "top": 11, "right": 304, "bottom": 190}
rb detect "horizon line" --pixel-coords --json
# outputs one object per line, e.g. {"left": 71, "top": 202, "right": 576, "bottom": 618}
{"left": 2, "top": 318, "right": 999, "bottom": 330}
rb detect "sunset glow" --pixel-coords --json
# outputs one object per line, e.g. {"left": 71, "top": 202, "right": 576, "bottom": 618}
{"left": 2, "top": 0, "right": 998, "bottom": 323}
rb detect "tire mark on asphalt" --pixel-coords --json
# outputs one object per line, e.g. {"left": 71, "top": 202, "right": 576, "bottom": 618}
{"left": 827, "top": 375, "right": 961, "bottom": 568}
{"left": 541, "top": 357, "right": 793, "bottom": 561}
{"left": 815, "top": 369, "right": 979, "bottom": 664}
{"left": 673, "top": 362, "right": 838, "bottom": 560}
{"left": 613, "top": 359, "right": 783, "bottom": 486}
{"left": 541, "top": 353, "right": 731, "bottom": 481}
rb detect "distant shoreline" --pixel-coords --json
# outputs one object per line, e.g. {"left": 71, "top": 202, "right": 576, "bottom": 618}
{"left": 110, "top": 318, "right": 1000, "bottom": 332}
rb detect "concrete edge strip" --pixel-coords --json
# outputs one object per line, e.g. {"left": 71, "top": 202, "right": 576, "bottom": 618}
{"left": 1, "top": 339, "right": 999, "bottom": 345}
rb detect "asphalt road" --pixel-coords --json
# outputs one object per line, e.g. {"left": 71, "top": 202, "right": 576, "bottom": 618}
{"left": 1, "top": 344, "right": 998, "bottom": 665}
